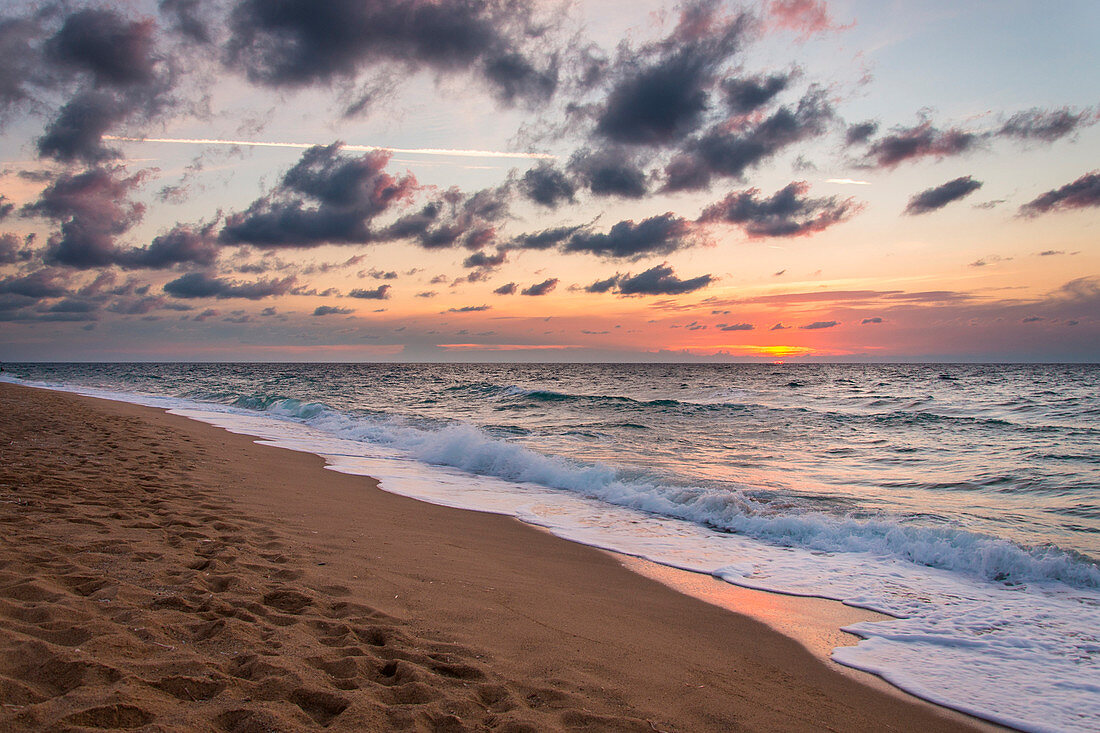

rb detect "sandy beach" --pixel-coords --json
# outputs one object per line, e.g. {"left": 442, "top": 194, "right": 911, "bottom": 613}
{"left": 0, "top": 382, "right": 988, "bottom": 731}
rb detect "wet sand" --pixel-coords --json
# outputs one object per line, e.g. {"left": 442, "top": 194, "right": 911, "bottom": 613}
{"left": 0, "top": 382, "right": 989, "bottom": 731}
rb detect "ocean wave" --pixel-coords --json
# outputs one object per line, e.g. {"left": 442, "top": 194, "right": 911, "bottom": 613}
{"left": 244, "top": 397, "right": 1100, "bottom": 589}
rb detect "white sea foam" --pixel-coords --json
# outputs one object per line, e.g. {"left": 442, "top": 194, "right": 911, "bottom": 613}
{"left": 7, "top": 375, "right": 1100, "bottom": 732}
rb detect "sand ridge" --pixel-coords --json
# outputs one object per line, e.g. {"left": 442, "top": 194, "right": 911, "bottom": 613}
{"left": 0, "top": 383, "right": 982, "bottom": 731}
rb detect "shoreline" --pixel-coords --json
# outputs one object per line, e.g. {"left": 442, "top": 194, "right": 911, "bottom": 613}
{"left": 0, "top": 382, "right": 995, "bottom": 731}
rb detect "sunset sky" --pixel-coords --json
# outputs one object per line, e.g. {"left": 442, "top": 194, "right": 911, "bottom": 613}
{"left": 1, "top": 0, "right": 1097, "bottom": 361}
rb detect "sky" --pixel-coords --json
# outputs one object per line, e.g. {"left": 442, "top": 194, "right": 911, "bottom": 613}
{"left": 0, "top": 0, "right": 1097, "bottom": 362}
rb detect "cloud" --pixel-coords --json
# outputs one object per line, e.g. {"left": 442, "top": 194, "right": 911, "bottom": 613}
{"left": 767, "top": 0, "right": 846, "bottom": 38}
{"left": 663, "top": 87, "right": 833, "bottom": 191}
{"left": 800, "top": 320, "right": 839, "bottom": 329}
{"left": 904, "top": 176, "right": 982, "bottom": 215}
{"left": 163, "top": 272, "right": 295, "bottom": 299}
{"left": 117, "top": 222, "right": 220, "bottom": 269}
{"left": 382, "top": 183, "right": 509, "bottom": 250}
{"left": 313, "top": 305, "right": 353, "bottom": 316}
{"left": 520, "top": 163, "right": 576, "bottom": 207}
{"left": 1019, "top": 171, "right": 1100, "bottom": 217}
{"left": 998, "top": 107, "right": 1094, "bottom": 143}
{"left": 508, "top": 224, "right": 587, "bottom": 251}
{"left": 0, "top": 195, "right": 13, "bottom": 221}
{"left": 0, "top": 268, "right": 70, "bottom": 299}
{"left": 348, "top": 284, "right": 391, "bottom": 300}
{"left": 564, "top": 213, "right": 694, "bottom": 259}
{"left": 568, "top": 147, "right": 649, "bottom": 198}
{"left": 861, "top": 316, "right": 883, "bottom": 324}
{"left": 35, "top": 9, "right": 173, "bottom": 163}
{"left": 221, "top": 144, "right": 417, "bottom": 247}
{"left": 447, "top": 304, "right": 491, "bottom": 312}
{"left": 493, "top": 282, "right": 517, "bottom": 295}
{"left": 224, "top": 0, "right": 559, "bottom": 105}
{"left": 593, "top": 263, "right": 713, "bottom": 296}
{"left": 721, "top": 73, "right": 791, "bottom": 114}
{"left": 0, "top": 15, "right": 41, "bottom": 116}
{"left": 0, "top": 233, "right": 21, "bottom": 264}
{"left": 23, "top": 166, "right": 146, "bottom": 269}
{"left": 862, "top": 120, "right": 980, "bottom": 168}
{"left": 698, "top": 181, "right": 858, "bottom": 237}
{"left": 717, "top": 322, "right": 753, "bottom": 331}
{"left": 463, "top": 250, "right": 506, "bottom": 269}
{"left": 845, "top": 121, "right": 878, "bottom": 145}
{"left": 158, "top": 0, "right": 212, "bottom": 43}
{"left": 770, "top": 322, "right": 789, "bottom": 330}
{"left": 521, "top": 278, "right": 558, "bottom": 296}
{"left": 593, "top": 2, "right": 749, "bottom": 146}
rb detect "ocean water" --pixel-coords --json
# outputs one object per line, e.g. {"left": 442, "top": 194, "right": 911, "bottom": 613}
{"left": 4, "top": 362, "right": 1098, "bottom": 731}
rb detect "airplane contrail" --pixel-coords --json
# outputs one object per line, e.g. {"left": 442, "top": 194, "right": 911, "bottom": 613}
{"left": 103, "top": 135, "right": 557, "bottom": 160}
{"left": 825, "top": 178, "right": 872, "bottom": 185}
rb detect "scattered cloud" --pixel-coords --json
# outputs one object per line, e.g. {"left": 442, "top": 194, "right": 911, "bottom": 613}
{"left": 521, "top": 278, "right": 558, "bottom": 296}
{"left": 1019, "top": 171, "right": 1100, "bottom": 217}
{"left": 698, "top": 181, "right": 858, "bottom": 237}
{"left": 348, "top": 284, "right": 391, "bottom": 299}
{"left": 313, "top": 305, "right": 352, "bottom": 316}
{"left": 163, "top": 272, "right": 296, "bottom": 300}
{"left": 904, "top": 176, "right": 982, "bottom": 215}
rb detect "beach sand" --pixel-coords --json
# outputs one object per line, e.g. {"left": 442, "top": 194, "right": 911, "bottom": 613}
{"left": 0, "top": 382, "right": 988, "bottom": 731}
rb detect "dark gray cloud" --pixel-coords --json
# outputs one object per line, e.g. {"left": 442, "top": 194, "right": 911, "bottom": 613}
{"left": 158, "top": 0, "right": 212, "bottom": 43}
{"left": 861, "top": 316, "right": 883, "bottom": 324}
{"left": 313, "top": 305, "right": 352, "bottom": 316}
{"left": 589, "top": 264, "right": 712, "bottom": 296}
{"left": 521, "top": 277, "right": 558, "bottom": 296}
{"left": 721, "top": 72, "right": 791, "bottom": 114}
{"left": 845, "top": 120, "right": 878, "bottom": 145}
{"left": 662, "top": 87, "right": 833, "bottom": 191}
{"left": 0, "top": 15, "right": 41, "bottom": 117}
{"left": 800, "top": 320, "right": 839, "bottom": 329}
{"left": 520, "top": 163, "right": 576, "bottom": 207}
{"left": 770, "top": 322, "right": 789, "bottom": 330}
{"left": 1019, "top": 171, "right": 1100, "bottom": 217}
{"left": 221, "top": 144, "right": 417, "bottom": 247}
{"left": 0, "top": 195, "right": 13, "bottom": 221}
{"left": 0, "top": 233, "right": 21, "bottom": 263}
{"left": 35, "top": 9, "right": 173, "bottom": 163}
{"left": 717, "top": 322, "right": 753, "bottom": 331}
{"left": 593, "top": 2, "right": 748, "bottom": 146}
{"left": 698, "top": 181, "right": 857, "bottom": 237}
{"left": 0, "top": 268, "right": 70, "bottom": 299}
{"left": 999, "top": 107, "right": 1094, "bottom": 143}
{"left": 862, "top": 121, "right": 979, "bottom": 168}
{"left": 348, "top": 284, "right": 391, "bottom": 299}
{"left": 904, "top": 176, "right": 982, "bottom": 215}
{"left": 493, "top": 282, "right": 517, "bottom": 295}
{"left": 224, "top": 0, "right": 558, "bottom": 105}
{"left": 23, "top": 166, "right": 146, "bottom": 268}
{"left": 618, "top": 264, "right": 712, "bottom": 295}
{"left": 568, "top": 147, "right": 649, "bottom": 198}
{"left": 164, "top": 272, "right": 295, "bottom": 299}
{"left": 564, "top": 213, "right": 694, "bottom": 259}
{"left": 507, "top": 224, "right": 586, "bottom": 251}
{"left": 382, "top": 183, "right": 509, "bottom": 250}
{"left": 117, "top": 222, "right": 220, "bottom": 269}
{"left": 584, "top": 275, "right": 620, "bottom": 293}
{"left": 46, "top": 9, "right": 159, "bottom": 88}
{"left": 447, "top": 304, "right": 491, "bottom": 312}
{"left": 463, "top": 249, "right": 507, "bottom": 269}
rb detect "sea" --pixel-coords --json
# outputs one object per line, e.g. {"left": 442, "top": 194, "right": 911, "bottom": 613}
{"left": 3, "top": 362, "right": 1098, "bottom": 732}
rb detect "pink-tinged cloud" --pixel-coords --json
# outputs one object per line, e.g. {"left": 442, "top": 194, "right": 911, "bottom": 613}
{"left": 767, "top": 0, "right": 849, "bottom": 38}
